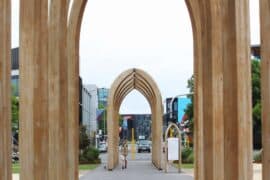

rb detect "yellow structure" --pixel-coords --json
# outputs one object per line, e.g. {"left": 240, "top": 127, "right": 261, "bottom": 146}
{"left": 131, "top": 128, "right": 136, "bottom": 160}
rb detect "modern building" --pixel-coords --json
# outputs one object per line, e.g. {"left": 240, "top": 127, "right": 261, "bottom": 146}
{"left": 165, "top": 97, "right": 191, "bottom": 124}
{"left": 80, "top": 84, "right": 92, "bottom": 136}
{"left": 98, "top": 88, "right": 109, "bottom": 108}
{"left": 11, "top": 47, "right": 19, "bottom": 96}
{"left": 251, "top": 45, "right": 261, "bottom": 59}
{"left": 85, "top": 84, "right": 98, "bottom": 137}
{"left": 120, "top": 114, "right": 151, "bottom": 141}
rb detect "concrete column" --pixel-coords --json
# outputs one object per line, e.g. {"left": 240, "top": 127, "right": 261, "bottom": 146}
{"left": 20, "top": 1, "right": 49, "bottom": 180}
{"left": 222, "top": 1, "right": 253, "bottom": 180}
{"left": 260, "top": 0, "right": 270, "bottom": 180}
{"left": 0, "top": 1, "right": 11, "bottom": 180}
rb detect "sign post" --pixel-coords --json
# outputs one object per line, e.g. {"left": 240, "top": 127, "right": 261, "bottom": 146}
{"left": 165, "top": 123, "right": 181, "bottom": 173}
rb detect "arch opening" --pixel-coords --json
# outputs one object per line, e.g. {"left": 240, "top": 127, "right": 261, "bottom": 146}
{"left": 106, "top": 68, "right": 163, "bottom": 170}
{"left": 11, "top": 0, "right": 253, "bottom": 179}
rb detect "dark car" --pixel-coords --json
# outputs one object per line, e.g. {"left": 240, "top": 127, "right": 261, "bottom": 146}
{"left": 137, "top": 140, "right": 151, "bottom": 153}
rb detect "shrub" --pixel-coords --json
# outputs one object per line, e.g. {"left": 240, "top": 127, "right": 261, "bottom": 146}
{"left": 79, "top": 146, "right": 101, "bottom": 164}
{"left": 185, "top": 151, "right": 194, "bottom": 163}
{"left": 182, "top": 147, "right": 194, "bottom": 164}
{"left": 173, "top": 147, "right": 194, "bottom": 164}
{"left": 253, "top": 149, "right": 262, "bottom": 163}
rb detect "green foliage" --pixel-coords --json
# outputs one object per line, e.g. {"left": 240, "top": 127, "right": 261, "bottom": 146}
{"left": 252, "top": 60, "right": 261, "bottom": 106}
{"left": 79, "top": 146, "right": 101, "bottom": 164}
{"left": 79, "top": 125, "right": 90, "bottom": 151}
{"left": 184, "top": 75, "right": 194, "bottom": 136}
{"left": 11, "top": 96, "right": 19, "bottom": 133}
{"left": 79, "top": 126, "right": 100, "bottom": 164}
{"left": 98, "top": 104, "right": 107, "bottom": 134}
{"left": 119, "top": 114, "right": 123, "bottom": 126}
{"left": 174, "top": 147, "right": 194, "bottom": 164}
{"left": 251, "top": 59, "right": 262, "bottom": 149}
{"left": 181, "top": 147, "right": 193, "bottom": 163}
{"left": 253, "top": 150, "right": 262, "bottom": 163}
{"left": 184, "top": 59, "right": 262, "bottom": 149}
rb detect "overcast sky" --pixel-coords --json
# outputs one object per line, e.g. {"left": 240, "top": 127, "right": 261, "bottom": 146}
{"left": 12, "top": 0, "right": 260, "bottom": 114}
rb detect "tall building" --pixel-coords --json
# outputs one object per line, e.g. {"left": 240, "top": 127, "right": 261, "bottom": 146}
{"left": 120, "top": 114, "right": 151, "bottom": 141}
{"left": 98, "top": 88, "right": 109, "bottom": 108}
{"left": 251, "top": 45, "right": 260, "bottom": 60}
{"left": 165, "top": 97, "right": 191, "bottom": 124}
{"left": 85, "top": 84, "right": 98, "bottom": 137}
{"left": 78, "top": 78, "right": 95, "bottom": 136}
{"left": 11, "top": 47, "right": 19, "bottom": 96}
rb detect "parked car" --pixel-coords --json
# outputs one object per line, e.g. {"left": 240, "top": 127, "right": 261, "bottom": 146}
{"left": 137, "top": 140, "right": 151, "bottom": 153}
{"left": 98, "top": 142, "right": 107, "bottom": 153}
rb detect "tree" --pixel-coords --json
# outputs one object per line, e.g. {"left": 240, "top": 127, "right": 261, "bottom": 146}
{"left": 184, "top": 59, "right": 262, "bottom": 149}
{"left": 79, "top": 125, "right": 90, "bottom": 152}
{"left": 184, "top": 75, "right": 194, "bottom": 135}
{"left": 98, "top": 103, "right": 107, "bottom": 135}
{"left": 11, "top": 96, "right": 19, "bottom": 133}
{"left": 251, "top": 59, "right": 261, "bottom": 149}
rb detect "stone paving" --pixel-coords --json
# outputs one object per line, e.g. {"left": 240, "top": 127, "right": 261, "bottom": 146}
{"left": 11, "top": 155, "right": 262, "bottom": 180}
{"left": 80, "top": 160, "right": 193, "bottom": 180}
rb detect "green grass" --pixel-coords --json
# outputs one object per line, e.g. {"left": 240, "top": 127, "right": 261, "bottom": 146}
{"left": 12, "top": 163, "right": 20, "bottom": 174}
{"left": 174, "top": 163, "right": 194, "bottom": 169}
{"left": 12, "top": 163, "right": 98, "bottom": 174}
{"left": 181, "top": 163, "right": 194, "bottom": 169}
{"left": 79, "top": 164, "right": 99, "bottom": 170}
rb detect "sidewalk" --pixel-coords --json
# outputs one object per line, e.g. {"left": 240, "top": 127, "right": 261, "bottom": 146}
{"left": 12, "top": 172, "right": 87, "bottom": 180}
{"left": 80, "top": 161, "right": 193, "bottom": 180}
{"left": 12, "top": 163, "right": 262, "bottom": 180}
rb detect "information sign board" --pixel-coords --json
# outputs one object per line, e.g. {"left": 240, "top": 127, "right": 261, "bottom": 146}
{"left": 168, "top": 137, "right": 179, "bottom": 160}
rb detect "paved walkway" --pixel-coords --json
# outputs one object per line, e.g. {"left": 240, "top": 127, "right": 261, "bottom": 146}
{"left": 12, "top": 163, "right": 262, "bottom": 180}
{"left": 80, "top": 161, "right": 193, "bottom": 180}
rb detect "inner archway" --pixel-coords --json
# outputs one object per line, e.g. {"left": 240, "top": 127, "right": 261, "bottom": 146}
{"left": 106, "top": 68, "right": 163, "bottom": 170}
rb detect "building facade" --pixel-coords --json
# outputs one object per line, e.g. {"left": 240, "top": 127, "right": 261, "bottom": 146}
{"left": 120, "top": 114, "right": 151, "bottom": 141}
{"left": 98, "top": 88, "right": 109, "bottom": 108}
{"left": 81, "top": 85, "right": 92, "bottom": 135}
{"left": 11, "top": 47, "right": 19, "bottom": 96}
{"left": 85, "top": 84, "right": 98, "bottom": 137}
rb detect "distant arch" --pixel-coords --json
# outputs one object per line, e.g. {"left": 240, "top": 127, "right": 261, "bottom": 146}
{"left": 164, "top": 123, "right": 182, "bottom": 173}
{"left": 106, "top": 68, "right": 163, "bottom": 170}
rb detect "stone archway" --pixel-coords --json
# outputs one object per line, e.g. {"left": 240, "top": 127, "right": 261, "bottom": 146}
{"left": 106, "top": 68, "right": 163, "bottom": 170}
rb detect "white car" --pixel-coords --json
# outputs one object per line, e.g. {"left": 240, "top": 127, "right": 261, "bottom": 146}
{"left": 98, "top": 142, "right": 107, "bottom": 152}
